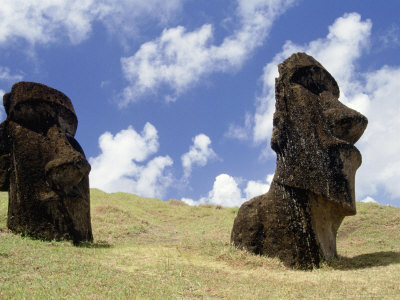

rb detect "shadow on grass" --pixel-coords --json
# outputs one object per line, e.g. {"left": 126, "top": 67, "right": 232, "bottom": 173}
{"left": 78, "top": 240, "right": 113, "bottom": 248}
{"left": 327, "top": 251, "right": 400, "bottom": 270}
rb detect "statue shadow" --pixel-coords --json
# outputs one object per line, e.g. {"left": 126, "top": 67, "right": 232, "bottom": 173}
{"left": 78, "top": 240, "right": 113, "bottom": 249}
{"left": 327, "top": 251, "right": 400, "bottom": 270}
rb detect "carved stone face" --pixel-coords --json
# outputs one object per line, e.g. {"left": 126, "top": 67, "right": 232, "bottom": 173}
{"left": 0, "top": 82, "right": 92, "bottom": 243}
{"left": 271, "top": 53, "right": 368, "bottom": 215}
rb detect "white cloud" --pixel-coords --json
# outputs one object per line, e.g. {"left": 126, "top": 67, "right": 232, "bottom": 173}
{"left": 89, "top": 123, "right": 173, "bottom": 198}
{"left": 356, "top": 66, "right": 400, "bottom": 201}
{"left": 180, "top": 197, "right": 199, "bottom": 207}
{"left": 226, "top": 112, "right": 253, "bottom": 141}
{"left": 0, "top": 0, "right": 95, "bottom": 45}
{"left": 244, "top": 173, "right": 273, "bottom": 199}
{"left": 0, "top": 0, "right": 184, "bottom": 46}
{"left": 0, "top": 66, "right": 23, "bottom": 82}
{"left": 182, "top": 174, "right": 245, "bottom": 207}
{"left": 360, "top": 196, "right": 378, "bottom": 204}
{"left": 182, "top": 173, "right": 274, "bottom": 207}
{"left": 181, "top": 134, "right": 217, "bottom": 179}
{"left": 98, "top": 0, "right": 184, "bottom": 45}
{"left": 206, "top": 174, "right": 245, "bottom": 207}
{"left": 120, "top": 24, "right": 214, "bottom": 103}
{"left": 379, "top": 24, "right": 400, "bottom": 48}
{"left": 133, "top": 156, "right": 174, "bottom": 198}
{"left": 120, "top": 0, "right": 296, "bottom": 104}
{"left": 0, "top": 66, "right": 23, "bottom": 119}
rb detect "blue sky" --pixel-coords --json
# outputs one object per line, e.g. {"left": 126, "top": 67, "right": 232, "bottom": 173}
{"left": 1, "top": 0, "right": 400, "bottom": 207}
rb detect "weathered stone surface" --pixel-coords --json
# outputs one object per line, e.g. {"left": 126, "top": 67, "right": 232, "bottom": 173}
{"left": 231, "top": 53, "right": 368, "bottom": 269}
{"left": 0, "top": 82, "right": 93, "bottom": 244}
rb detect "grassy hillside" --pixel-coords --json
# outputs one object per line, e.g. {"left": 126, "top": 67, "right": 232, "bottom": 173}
{"left": 1, "top": 190, "right": 399, "bottom": 299}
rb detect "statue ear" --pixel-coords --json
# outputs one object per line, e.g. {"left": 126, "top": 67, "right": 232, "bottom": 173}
{"left": 0, "top": 154, "right": 10, "bottom": 191}
{"left": 290, "top": 66, "right": 339, "bottom": 97}
{"left": 0, "top": 122, "right": 9, "bottom": 191}
{"left": 271, "top": 112, "right": 287, "bottom": 154}
{"left": 3, "top": 93, "right": 11, "bottom": 116}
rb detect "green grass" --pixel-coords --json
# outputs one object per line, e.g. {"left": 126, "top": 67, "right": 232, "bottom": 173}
{"left": 1, "top": 189, "right": 399, "bottom": 299}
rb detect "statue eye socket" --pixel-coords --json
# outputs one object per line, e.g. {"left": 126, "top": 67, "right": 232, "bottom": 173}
{"left": 9, "top": 101, "right": 77, "bottom": 135}
{"left": 11, "top": 102, "right": 57, "bottom": 134}
{"left": 290, "top": 66, "right": 339, "bottom": 97}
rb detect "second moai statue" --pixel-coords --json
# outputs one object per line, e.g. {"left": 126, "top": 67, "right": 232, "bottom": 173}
{"left": 231, "top": 53, "right": 368, "bottom": 269}
{"left": 0, "top": 82, "right": 93, "bottom": 244}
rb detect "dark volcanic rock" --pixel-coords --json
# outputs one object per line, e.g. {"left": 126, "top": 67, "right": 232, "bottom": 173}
{"left": 231, "top": 53, "right": 368, "bottom": 269}
{"left": 0, "top": 82, "right": 93, "bottom": 244}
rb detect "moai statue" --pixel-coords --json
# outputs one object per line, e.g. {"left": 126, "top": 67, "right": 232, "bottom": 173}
{"left": 231, "top": 53, "right": 368, "bottom": 269}
{"left": 0, "top": 82, "right": 93, "bottom": 244}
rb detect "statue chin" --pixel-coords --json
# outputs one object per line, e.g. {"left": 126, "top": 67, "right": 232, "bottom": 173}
{"left": 326, "top": 144, "right": 362, "bottom": 215}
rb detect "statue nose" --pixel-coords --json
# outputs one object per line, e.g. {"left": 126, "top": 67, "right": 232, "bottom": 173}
{"left": 324, "top": 104, "right": 368, "bottom": 145}
{"left": 45, "top": 156, "right": 91, "bottom": 196}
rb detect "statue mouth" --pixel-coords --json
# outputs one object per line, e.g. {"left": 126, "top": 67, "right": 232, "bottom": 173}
{"left": 347, "top": 144, "right": 362, "bottom": 169}
{"left": 329, "top": 142, "right": 362, "bottom": 171}
{"left": 45, "top": 157, "right": 90, "bottom": 199}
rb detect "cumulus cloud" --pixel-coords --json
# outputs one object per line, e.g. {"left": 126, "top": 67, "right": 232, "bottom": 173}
{"left": 182, "top": 174, "right": 245, "bottom": 207}
{"left": 360, "top": 196, "right": 378, "bottom": 204}
{"left": 89, "top": 123, "right": 173, "bottom": 198}
{"left": 0, "top": 0, "right": 96, "bottom": 45}
{"left": 225, "top": 113, "right": 253, "bottom": 141}
{"left": 0, "top": 66, "right": 23, "bottom": 82}
{"left": 0, "top": 0, "right": 184, "bottom": 46}
{"left": 181, "top": 134, "right": 217, "bottom": 179}
{"left": 356, "top": 66, "right": 400, "bottom": 201}
{"left": 98, "top": 0, "right": 184, "bottom": 45}
{"left": 244, "top": 174, "right": 273, "bottom": 200}
{"left": 182, "top": 173, "right": 273, "bottom": 207}
{"left": 120, "top": 0, "right": 296, "bottom": 104}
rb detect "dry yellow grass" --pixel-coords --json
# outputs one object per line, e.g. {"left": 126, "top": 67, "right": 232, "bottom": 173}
{"left": 0, "top": 189, "right": 399, "bottom": 299}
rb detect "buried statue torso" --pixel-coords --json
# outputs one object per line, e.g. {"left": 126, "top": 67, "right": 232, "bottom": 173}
{"left": 0, "top": 82, "right": 93, "bottom": 244}
{"left": 231, "top": 53, "right": 368, "bottom": 269}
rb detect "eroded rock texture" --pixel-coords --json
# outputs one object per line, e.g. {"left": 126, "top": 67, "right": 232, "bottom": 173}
{"left": 0, "top": 82, "right": 93, "bottom": 244}
{"left": 231, "top": 53, "right": 368, "bottom": 269}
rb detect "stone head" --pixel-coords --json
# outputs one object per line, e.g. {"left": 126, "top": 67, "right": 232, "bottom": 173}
{"left": 0, "top": 82, "right": 92, "bottom": 242}
{"left": 271, "top": 53, "right": 367, "bottom": 215}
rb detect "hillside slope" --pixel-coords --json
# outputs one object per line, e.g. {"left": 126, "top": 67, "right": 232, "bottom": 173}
{"left": 1, "top": 189, "right": 399, "bottom": 299}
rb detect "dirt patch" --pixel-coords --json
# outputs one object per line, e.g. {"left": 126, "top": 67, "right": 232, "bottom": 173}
{"left": 0, "top": 227, "right": 10, "bottom": 236}
{"left": 168, "top": 200, "right": 187, "bottom": 206}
